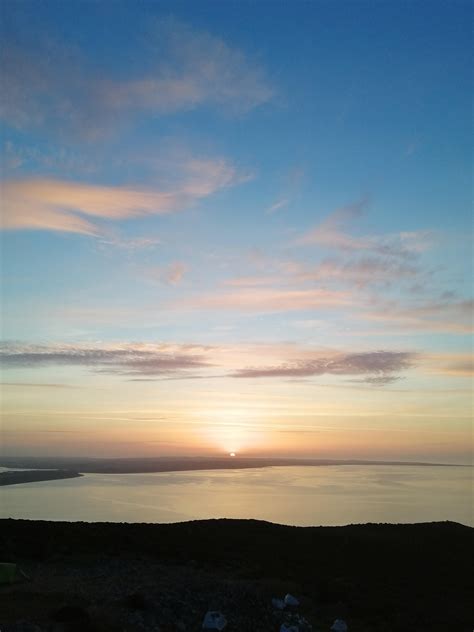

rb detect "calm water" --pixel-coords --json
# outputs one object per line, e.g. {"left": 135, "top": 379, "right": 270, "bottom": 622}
{"left": 1, "top": 465, "right": 472, "bottom": 526}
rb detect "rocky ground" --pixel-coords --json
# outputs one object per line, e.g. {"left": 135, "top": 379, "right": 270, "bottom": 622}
{"left": 0, "top": 519, "right": 472, "bottom": 631}
{"left": 0, "top": 557, "right": 316, "bottom": 632}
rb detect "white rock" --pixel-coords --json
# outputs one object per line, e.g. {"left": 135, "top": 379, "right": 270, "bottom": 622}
{"left": 330, "top": 619, "right": 348, "bottom": 632}
{"left": 284, "top": 593, "right": 300, "bottom": 607}
{"left": 202, "top": 610, "right": 227, "bottom": 630}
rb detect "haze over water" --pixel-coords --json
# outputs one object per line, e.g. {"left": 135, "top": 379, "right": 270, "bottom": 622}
{"left": 2, "top": 466, "right": 472, "bottom": 527}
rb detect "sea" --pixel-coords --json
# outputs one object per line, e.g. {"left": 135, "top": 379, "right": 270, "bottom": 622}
{"left": 1, "top": 465, "right": 472, "bottom": 526}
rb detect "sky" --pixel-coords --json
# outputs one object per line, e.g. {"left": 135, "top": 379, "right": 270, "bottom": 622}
{"left": 0, "top": 0, "right": 472, "bottom": 463}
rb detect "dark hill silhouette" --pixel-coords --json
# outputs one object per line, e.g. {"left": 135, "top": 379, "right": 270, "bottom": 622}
{"left": 0, "top": 519, "right": 472, "bottom": 631}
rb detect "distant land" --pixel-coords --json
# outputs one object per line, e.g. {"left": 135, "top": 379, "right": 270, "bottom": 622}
{"left": 0, "top": 469, "right": 82, "bottom": 486}
{"left": 0, "top": 455, "right": 461, "bottom": 476}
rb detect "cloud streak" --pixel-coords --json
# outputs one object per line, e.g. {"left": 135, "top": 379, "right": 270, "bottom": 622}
{"left": 4, "top": 342, "right": 471, "bottom": 384}
{"left": 0, "top": 343, "right": 212, "bottom": 376}
{"left": 1, "top": 157, "right": 239, "bottom": 235}
{"left": 1, "top": 19, "right": 273, "bottom": 139}
{"left": 280, "top": 257, "right": 420, "bottom": 288}
{"left": 0, "top": 343, "right": 414, "bottom": 383}
{"left": 100, "top": 19, "right": 274, "bottom": 115}
{"left": 231, "top": 351, "right": 415, "bottom": 380}
{"left": 423, "top": 353, "right": 474, "bottom": 377}
{"left": 298, "top": 201, "right": 435, "bottom": 259}
{"left": 366, "top": 298, "right": 473, "bottom": 334}
{"left": 177, "top": 287, "right": 351, "bottom": 313}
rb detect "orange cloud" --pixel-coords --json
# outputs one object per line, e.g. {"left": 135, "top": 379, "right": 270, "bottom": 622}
{"left": 1, "top": 179, "right": 177, "bottom": 235}
{"left": 1, "top": 157, "right": 239, "bottom": 235}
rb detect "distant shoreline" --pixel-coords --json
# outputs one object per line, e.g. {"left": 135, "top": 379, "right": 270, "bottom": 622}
{"left": 0, "top": 470, "right": 83, "bottom": 487}
{"left": 0, "top": 456, "right": 465, "bottom": 483}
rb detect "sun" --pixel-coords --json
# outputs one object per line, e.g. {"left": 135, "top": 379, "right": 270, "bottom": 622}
{"left": 229, "top": 452, "right": 236, "bottom": 457}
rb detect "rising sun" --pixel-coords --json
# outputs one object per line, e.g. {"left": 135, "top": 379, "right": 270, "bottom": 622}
{"left": 229, "top": 452, "right": 236, "bottom": 457}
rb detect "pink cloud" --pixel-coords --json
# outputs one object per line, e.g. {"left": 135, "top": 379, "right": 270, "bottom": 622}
{"left": 1, "top": 156, "right": 241, "bottom": 235}
{"left": 293, "top": 257, "right": 419, "bottom": 287}
{"left": 1, "top": 179, "right": 177, "bottom": 235}
{"left": 177, "top": 287, "right": 351, "bottom": 312}
{"left": 224, "top": 276, "right": 282, "bottom": 287}
{"left": 297, "top": 201, "right": 435, "bottom": 259}
{"left": 223, "top": 255, "right": 419, "bottom": 292}
{"left": 365, "top": 298, "right": 473, "bottom": 334}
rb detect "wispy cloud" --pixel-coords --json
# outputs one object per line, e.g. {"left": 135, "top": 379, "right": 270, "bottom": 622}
{"left": 265, "top": 165, "right": 306, "bottom": 216}
{"left": 177, "top": 157, "right": 242, "bottom": 196}
{"left": 1, "top": 179, "right": 175, "bottom": 235}
{"left": 281, "top": 257, "right": 420, "bottom": 288}
{"left": 1, "top": 19, "right": 274, "bottom": 139}
{"left": 366, "top": 298, "right": 473, "bottom": 334}
{"left": 1, "top": 157, "right": 240, "bottom": 235}
{"left": 0, "top": 343, "right": 213, "bottom": 376}
{"left": 2, "top": 140, "right": 101, "bottom": 175}
{"left": 4, "top": 341, "right": 471, "bottom": 385}
{"left": 0, "top": 342, "right": 417, "bottom": 384}
{"left": 298, "top": 200, "right": 435, "bottom": 259}
{"left": 177, "top": 287, "right": 351, "bottom": 313}
{"left": 0, "top": 382, "right": 79, "bottom": 389}
{"left": 221, "top": 253, "right": 421, "bottom": 297}
{"left": 347, "top": 376, "right": 404, "bottom": 386}
{"left": 98, "top": 235, "right": 162, "bottom": 251}
{"left": 266, "top": 198, "right": 289, "bottom": 215}
{"left": 101, "top": 19, "right": 274, "bottom": 115}
{"left": 422, "top": 353, "right": 474, "bottom": 377}
{"left": 148, "top": 262, "right": 187, "bottom": 285}
{"left": 231, "top": 351, "right": 415, "bottom": 380}
{"left": 224, "top": 276, "right": 282, "bottom": 287}
{"left": 298, "top": 198, "right": 367, "bottom": 244}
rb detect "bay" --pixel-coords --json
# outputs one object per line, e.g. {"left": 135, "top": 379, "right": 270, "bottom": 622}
{"left": 1, "top": 465, "right": 472, "bottom": 526}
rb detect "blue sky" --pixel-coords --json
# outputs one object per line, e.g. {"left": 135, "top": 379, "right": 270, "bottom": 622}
{"left": 0, "top": 0, "right": 472, "bottom": 461}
